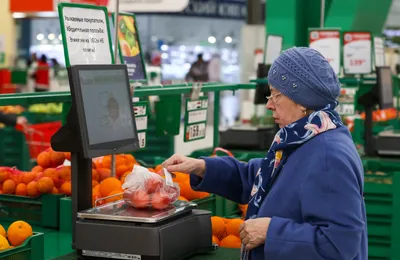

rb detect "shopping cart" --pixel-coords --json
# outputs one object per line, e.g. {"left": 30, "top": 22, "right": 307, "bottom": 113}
{"left": 22, "top": 121, "right": 62, "bottom": 160}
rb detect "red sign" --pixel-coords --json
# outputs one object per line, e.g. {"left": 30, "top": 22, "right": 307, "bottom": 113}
{"left": 309, "top": 30, "right": 340, "bottom": 43}
{"left": 343, "top": 32, "right": 371, "bottom": 45}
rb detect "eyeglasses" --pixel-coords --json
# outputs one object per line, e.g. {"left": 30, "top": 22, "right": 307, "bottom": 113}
{"left": 266, "top": 92, "right": 282, "bottom": 104}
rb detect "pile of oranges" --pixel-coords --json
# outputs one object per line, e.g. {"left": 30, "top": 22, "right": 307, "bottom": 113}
{"left": 211, "top": 216, "right": 243, "bottom": 248}
{"left": 0, "top": 221, "right": 33, "bottom": 251}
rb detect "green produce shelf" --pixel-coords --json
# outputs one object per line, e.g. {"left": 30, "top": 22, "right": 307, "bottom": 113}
{"left": 362, "top": 158, "right": 400, "bottom": 260}
{"left": 0, "top": 194, "right": 64, "bottom": 229}
{"left": 0, "top": 232, "right": 44, "bottom": 260}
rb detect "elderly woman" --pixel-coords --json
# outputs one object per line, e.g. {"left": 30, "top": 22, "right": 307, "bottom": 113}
{"left": 163, "top": 47, "right": 367, "bottom": 260}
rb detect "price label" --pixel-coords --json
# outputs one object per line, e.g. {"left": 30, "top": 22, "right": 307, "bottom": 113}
{"left": 343, "top": 32, "right": 372, "bottom": 74}
{"left": 184, "top": 96, "right": 208, "bottom": 142}
{"left": 336, "top": 103, "right": 355, "bottom": 115}
{"left": 138, "top": 132, "right": 146, "bottom": 148}
{"left": 186, "top": 123, "right": 206, "bottom": 141}
{"left": 133, "top": 101, "right": 148, "bottom": 148}
{"left": 309, "top": 30, "right": 341, "bottom": 75}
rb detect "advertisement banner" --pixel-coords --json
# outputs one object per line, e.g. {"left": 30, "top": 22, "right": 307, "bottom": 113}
{"left": 343, "top": 32, "right": 372, "bottom": 75}
{"left": 309, "top": 30, "right": 341, "bottom": 75}
{"left": 113, "top": 13, "right": 147, "bottom": 82}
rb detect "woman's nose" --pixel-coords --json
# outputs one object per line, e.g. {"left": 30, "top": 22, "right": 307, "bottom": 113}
{"left": 266, "top": 99, "right": 274, "bottom": 110}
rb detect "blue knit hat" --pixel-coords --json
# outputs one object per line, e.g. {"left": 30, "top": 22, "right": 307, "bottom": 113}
{"left": 267, "top": 47, "right": 340, "bottom": 110}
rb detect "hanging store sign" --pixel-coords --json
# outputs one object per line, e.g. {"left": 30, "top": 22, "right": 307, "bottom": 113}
{"left": 308, "top": 29, "right": 341, "bottom": 75}
{"left": 105, "top": 0, "right": 189, "bottom": 12}
{"left": 373, "top": 37, "right": 386, "bottom": 67}
{"left": 184, "top": 96, "right": 208, "bottom": 142}
{"left": 112, "top": 13, "right": 147, "bottom": 82}
{"left": 343, "top": 31, "right": 372, "bottom": 75}
{"left": 58, "top": 3, "right": 114, "bottom": 66}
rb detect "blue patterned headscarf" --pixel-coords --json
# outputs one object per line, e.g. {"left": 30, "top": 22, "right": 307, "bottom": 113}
{"left": 240, "top": 103, "right": 343, "bottom": 260}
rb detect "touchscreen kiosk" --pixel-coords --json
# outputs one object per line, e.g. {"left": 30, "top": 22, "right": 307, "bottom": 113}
{"left": 376, "top": 66, "right": 394, "bottom": 109}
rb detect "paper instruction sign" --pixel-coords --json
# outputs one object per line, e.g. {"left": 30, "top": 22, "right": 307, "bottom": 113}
{"left": 58, "top": 3, "right": 114, "bottom": 66}
{"left": 184, "top": 96, "right": 208, "bottom": 142}
{"left": 309, "top": 30, "right": 341, "bottom": 75}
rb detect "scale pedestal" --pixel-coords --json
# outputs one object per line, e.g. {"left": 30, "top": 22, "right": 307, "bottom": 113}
{"left": 75, "top": 201, "right": 213, "bottom": 260}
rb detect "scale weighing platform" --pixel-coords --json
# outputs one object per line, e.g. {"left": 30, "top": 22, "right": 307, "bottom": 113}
{"left": 51, "top": 64, "right": 213, "bottom": 260}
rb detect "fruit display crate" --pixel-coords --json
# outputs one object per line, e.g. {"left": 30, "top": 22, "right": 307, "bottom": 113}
{"left": 363, "top": 158, "right": 400, "bottom": 260}
{"left": 23, "top": 112, "right": 63, "bottom": 124}
{"left": 0, "top": 232, "right": 44, "bottom": 260}
{"left": 0, "top": 126, "right": 31, "bottom": 171}
{"left": 59, "top": 195, "right": 219, "bottom": 233}
{"left": 0, "top": 194, "right": 64, "bottom": 229}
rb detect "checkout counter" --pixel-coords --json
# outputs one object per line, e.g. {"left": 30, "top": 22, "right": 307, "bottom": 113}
{"left": 51, "top": 64, "right": 220, "bottom": 260}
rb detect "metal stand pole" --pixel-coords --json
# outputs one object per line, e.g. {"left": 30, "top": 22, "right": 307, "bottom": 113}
{"left": 320, "top": 0, "right": 325, "bottom": 28}
{"left": 111, "top": 0, "right": 120, "bottom": 177}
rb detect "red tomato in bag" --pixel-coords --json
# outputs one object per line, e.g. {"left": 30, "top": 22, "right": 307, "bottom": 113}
{"left": 130, "top": 190, "right": 150, "bottom": 209}
{"left": 145, "top": 177, "right": 163, "bottom": 193}
{"left": 151, "top": 192, "right": 170, "bottom": 210}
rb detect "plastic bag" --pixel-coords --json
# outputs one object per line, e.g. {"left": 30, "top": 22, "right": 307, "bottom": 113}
{"left": 122, "top": 165, "right": 180, "bottom": 210}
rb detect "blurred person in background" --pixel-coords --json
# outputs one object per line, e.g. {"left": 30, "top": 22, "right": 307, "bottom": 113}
{"left": 34, "top": 55, "right": 50, "bottom": 92}
{"left": 26, "top": 53, "right": 38, "bottom": 92}
{"left": 186, "top": 54, "right": 209, "bottom": 82}
{"left": 0, "top": 112, "right": 27, "bottom": 130}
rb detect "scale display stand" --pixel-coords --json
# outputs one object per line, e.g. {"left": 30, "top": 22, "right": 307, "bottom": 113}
{"left": 51, "top": 64, "right": 212, "bottom": 260}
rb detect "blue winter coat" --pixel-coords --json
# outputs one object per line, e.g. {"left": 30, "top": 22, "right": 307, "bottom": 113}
{"left": 191, "top": 127, "right": 368, "bottom": 260}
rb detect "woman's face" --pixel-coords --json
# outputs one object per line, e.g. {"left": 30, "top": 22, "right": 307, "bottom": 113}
{"left": 266, "top": 87, "right": 306, "bottom": 128}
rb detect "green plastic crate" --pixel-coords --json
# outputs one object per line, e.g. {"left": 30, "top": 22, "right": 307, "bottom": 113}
{"left": 0, "top": 126, "right": 31, "bottom": 170}
{"left": 362, "top": 158, "right": 400, "bottom": 259}
{"left": 0, "top": 194, "right": 63, "bottom": 229}
{"left": 0, "top": 232, "right": 44, "bottom": 260}
{"left": 59, "top": 197, "right": 72, "bottom": 233}
{"left": 23, "top": 112, "right": 63, "bottom": 124}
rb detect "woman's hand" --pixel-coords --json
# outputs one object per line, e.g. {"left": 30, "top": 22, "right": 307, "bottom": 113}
{"left": 162, "top": 154, "right": 206, "bottom": 177}
{"left": 240, "top": 217, "right": 271, "bottom": 250}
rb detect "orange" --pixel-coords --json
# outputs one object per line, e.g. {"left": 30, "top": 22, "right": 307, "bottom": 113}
{"left": 124, "top": 154, "right": 135, "bottom": 164}
{"left": 92, "top": 180, "right": 99, "bottom": 187}
{"left": 100, "top": 177, "right": 122, "bottom": 197}
{"left": 97, "top": 168, "right": 111, "bottom": 181}
{"left": 120, "top": 172, "right": 130, "bottom": 183}
{"left": 31, "top": 165, "right": 43, "bottom": 173}
{"left": 116, "top": 165, "right": 129, "bottom": 178}
{"left": 2, "top": 179, "right": 16, "bottom": 194}
{"left": 0, "top": 224, "right": 6, "bottom": 237}
{"left": 58, "top": 166, "right": 71, "bottom": 182}
{"left": 212, "top": 235, "right": 220, "bottom": 245}
{"left": 105, "top": 190, "right": 123, "bottom": 203}
{"left": 115, "top": 156, "right": 127, "bottom": 168}
{"left": 179, "top": 181, "right": 198, "bottom": 201}
{"left": 102, "top": 155, "right": 112, "bottom": 169}
{"left": 173, "top": 172, "right": 189, "bottom": 183}
{"left": 211, "top": 216, "right": 227, "bottom": 240}
{"left": 37, "top": 152, "right": 51, "bottom": 168}
{"left": 43, "top": 168, "right": 59, "bottom": 183}
{"left": 49, "top": 150, "right": 65, "bottom": 167}
{"left": 60, "top": 182, "right": 72, "bottom": 196}
{"left": 51, "top": 187, "right": 59, "bottom": 194}
{"left": 22, "top": 172, "right": 36, "bottom": 184}
{"left": 0, "top": 235, "right": 9, "bottom": 250}
{"left": 64, "top": 152, "right": 71, "bottom": 161}
{"left": 26, "top": 181, "right": 39, "bottom": 197}
{"left": 126, "top": 163, "right": 134, "bottom": 171}
{"left": 226, "top": 219, "right": 244, "bottom": 237}
{"left": 0, "top": 169, "right": 9, "bottom": 183}
{"left": 37, "top": 177, "right": 54, "bottom": 194}
{"left": 92, "top": 169, "right": 99, "bottom": 181}
{"left": 15, "top": 183, "right": 28, "bottom": 196}
{"left": 93, "top": 184, "right": 101, "bottom": 194}
{"left": 219, "top": 235, "right": 241, "bottom": 248}
{"left": 7, "top": 221, "right": 33, "bottom": 246}
{"left": 178, "top": 196, "right": 188, "bottom": 201}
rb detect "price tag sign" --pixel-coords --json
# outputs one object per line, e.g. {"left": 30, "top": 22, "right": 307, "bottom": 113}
{"left": 343, "top": 32, "right": 372, "bottom": 74}
{"left": 336, "top": 104, "right": 355, "bottom": 115}
{"left": 133, "top": 101, "right": 148, "bottom": 148}
{"left": 184, "top": 96, "right": 208, "bottom": 142}
{"left": 309, "top": 29, "right": 341, "bottom": 75}
{"left": 374, "top": 37, "right": 386, "bottom": 67}
{"left": 58, "top": 3, "right": 114, "bottom": 66}
{"left": 265, "top": 35, "right": 283, "bottom": 65}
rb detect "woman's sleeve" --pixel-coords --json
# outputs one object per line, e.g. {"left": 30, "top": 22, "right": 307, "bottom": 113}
{"left": 263, "top": 150, "right": 365, "bottom": 260}
{"left": 0, "top": 112, "right": 17, "bottom": 127}
{"left": 190, "top": 156, "right": 263, "bottom": 204}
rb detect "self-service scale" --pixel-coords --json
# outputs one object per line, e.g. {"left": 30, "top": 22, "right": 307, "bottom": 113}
{"left": 51, "top": 64, "right": 213, "bottom": 260}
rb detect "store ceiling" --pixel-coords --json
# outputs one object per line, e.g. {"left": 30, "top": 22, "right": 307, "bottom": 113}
{"left": 386, "top": 0, "right": 400, "bottom": 27}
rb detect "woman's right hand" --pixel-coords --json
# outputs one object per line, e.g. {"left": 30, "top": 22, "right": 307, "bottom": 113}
{"left": 162, "top": 154, "right": 206, "bottom": 178}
